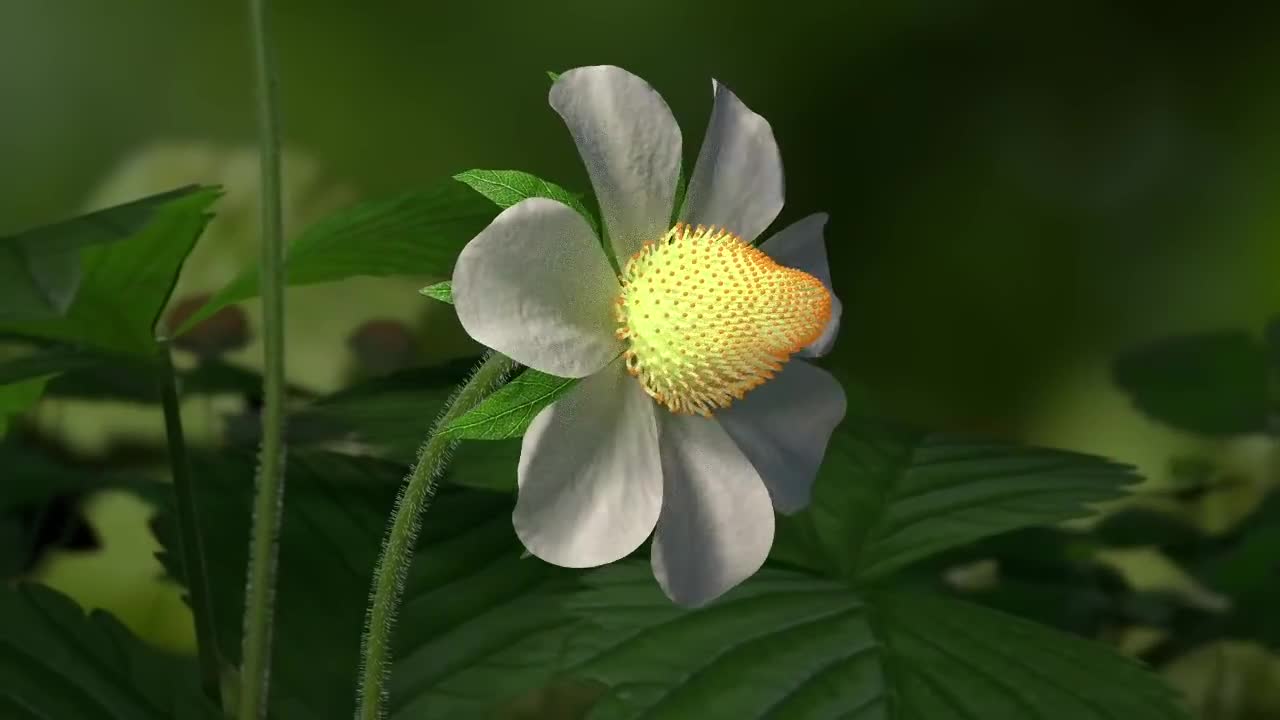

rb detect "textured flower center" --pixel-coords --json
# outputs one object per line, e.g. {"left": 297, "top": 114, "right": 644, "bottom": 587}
{"left": 613, "top": 223, "right": 832, "bottom": 417}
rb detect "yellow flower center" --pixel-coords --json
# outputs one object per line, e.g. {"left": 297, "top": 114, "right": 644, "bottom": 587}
{"left": 613, "top": 223, "right": 832, "bottom": 417}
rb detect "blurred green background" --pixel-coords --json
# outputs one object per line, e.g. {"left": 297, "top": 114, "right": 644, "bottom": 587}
{"left": 3, "top": 0, "right": 1280, "bottom": 717}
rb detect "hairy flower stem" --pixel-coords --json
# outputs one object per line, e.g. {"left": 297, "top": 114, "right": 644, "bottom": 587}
{"left": 240, "top": 0, "right": 288, "bottom": 717}
{"left": 355, "top": 352, "right": 515, "bottom": 720}
{"left": 158, "top": 347, "right": 223, "bottom": 707}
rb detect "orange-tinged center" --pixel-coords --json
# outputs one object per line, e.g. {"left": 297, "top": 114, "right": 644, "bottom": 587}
{"left": 613, "top": 223, "right": 832, "bottom": 417}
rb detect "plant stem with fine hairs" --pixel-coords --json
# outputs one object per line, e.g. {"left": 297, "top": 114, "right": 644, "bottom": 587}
{"left": 158, "top": 347, "right": 223, "bottom": 707}
{"left": 240, "top": 0, "right": 288, "bottom": 716}
{"left": 354, "top": 352, "right": 515, "bottom": 720}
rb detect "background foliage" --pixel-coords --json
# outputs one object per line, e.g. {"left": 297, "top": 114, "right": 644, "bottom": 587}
{"left": 2, "top": 1, "right": 1279, "bottom": 718}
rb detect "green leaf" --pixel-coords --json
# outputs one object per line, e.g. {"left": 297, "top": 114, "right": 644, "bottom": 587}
{"left": 1094, "top": 506, "right": 1206, "bottom": 551}
{"left": 147, "top": 446, "right": 1184, "bottom": 720}
{"left": 1, "top": 188, "right": 221, "bottom": 357}
{"left": 921, "top": 527, "right": 1140, "bottom": 636}
{"left": 176, "top": 178, "right": 499, "bottom": 335}
{"left": 0, "top": 341, "right": 300, "bottom": 407}
{"left": 0, "top": 342, "right": 122, "bottom": 436}
{"left": 0, "top": 345, "right": 112, "bottom": 386}
{"left": 0, "top": 186, "right": 206, "bottom": 325}
{"left": 780, "top": 422, "right": 1138, "bottom": 582}
{"left": 1114, "top": 330, "right": 1269, "bottom": 435}
{"left": 871, "top": 586, "right": 1188, "bottom": 720}
{"left": 278, "top": 362, "right": 468, "bottom": 457}
{"left": 419, "top": 281, "right": 453, "bottom": 304}
{"left": 43, "top": 356, "right": 305, "bottom": 405}
{"left": 546, "top": 70, "right": 561, "bottom": 83}
{"left": 1180, "top": 491, "right": 1280, "bottom": 650}
{"left": 254, "top": 360, "right": 519, "bottom": 491}
{"left": 0, "top": 582, "right": 217, "bottom": 719}
{"left": 454, "top": 169, "right": 598, "bottom": 236}
{"left": 670, "top": 161, "right": 687, "bottom": 227}
{"left": 442, "top": 368, "right": 577, "bottom": 440}
{"left": 147, "top": 449, "right": 562, "bottom": 720}
{"left": 407, "top": 563, "right": 1188, "bottom": 720}
{"left": 0, "top": 441, "right": 104, "bottom": 577}
{"left": 0, "top": 378, "right": 46, "bottom": 436}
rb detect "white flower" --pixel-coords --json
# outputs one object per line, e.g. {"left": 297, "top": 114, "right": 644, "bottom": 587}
{"left": 452, "top": 66, "right": 846, "bottom": 607}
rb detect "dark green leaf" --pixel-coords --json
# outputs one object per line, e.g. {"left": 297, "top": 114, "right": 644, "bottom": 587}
{"left": 419, "top": 281, "right": 453, "bottom": 304}
{"left": 780, "top": 422, "right": 1138, "bottom": 582}
{"left": 1183, "top": 491, "right": 1280, "bottom": 649}
{"left": 1, "top": 188, "right": 221, "bottom": 357}
{"left": 148, "top": 449, "right": 562, "bottom": 720}
{"left": 442, "top": 368, "right": 577, "bottom": 440}
{"left": 0, "top": 345, "right": 113, "bottom": 386}
{"left": 872, "top": 586, "right": 1188, "bottom": 720}
{"left": 0, "top": 378, "right": 45, "bottom": 436}
{"left": 0, "top": 440, "right": 101, "bottom": 518}
{"left": 0, "top": 582, "right": 216, "bottom": 719}
{"left": 176, "top": 178, "right": 498, "bottom": 335}
{"left": 916, "top": 528, "right": 1143, "bottom": 637}
{"left": 0, "top": 441, "right": 103, "bottom": 577}
{"left": 417, "top": 563, "right": 1187, "bottom": 720}
{"left": 147, "top": 447, "right": 1184, "bottom": 720}
{"left": 454, "top": 169, "right": 598, "bottom": 236}
{"left": 1094, "top": 507, "right": 1207, "bottom": 551}
{"left": 1114, "top": 331, "right": 1269, "bottom": 435}
{"left": 42, "top": 356, "right": 305, "bottom": 405}
{"left": 0, "top": 186, "right": 206, "bottom": 325}
{"left": 262, "top": 360, "right": 518, "bottom": 491}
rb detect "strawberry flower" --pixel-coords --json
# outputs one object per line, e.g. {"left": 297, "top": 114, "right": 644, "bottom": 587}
{"left": 452, "top": 65, "right": 845, "bottom": 606}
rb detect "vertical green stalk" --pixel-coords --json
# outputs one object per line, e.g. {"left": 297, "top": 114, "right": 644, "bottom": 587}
{"left": 1266, "top": 318, "right": 1280, "bottom": 485}
{"left": 241, "top": 0, "right": 287, "bottom": 717}
{"left": 355, "top": 352, "right": 514, "bottom": 720}
{"left": 158, "top": 348, "right": 223, "bottom": 707}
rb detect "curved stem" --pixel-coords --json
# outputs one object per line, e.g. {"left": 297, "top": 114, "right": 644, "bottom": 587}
{"left": 355, "top": 352, "right": 515, "bottom": 720}
{"left": 158, "top": 348, "right": 222, "bottom": 706}
{"left": 240, "top": 0, "right": 287, "bottom": 717}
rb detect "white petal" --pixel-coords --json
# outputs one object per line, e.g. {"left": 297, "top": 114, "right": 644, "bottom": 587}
{"left": 718, "top": 361, "right": 847, "bottom": 513}
{"left": 550, "top": 66, "right": 682, "bottom": 261}
{"left": 679, "top": 79, "right": 784, "bottom": 244}
{"left": 452, "top": 197, "right": 622, "bottom": 378}
{"left": 650, "top": 413, "right": 774, "bottom": 607}
{"left": 514, "top": 359, "right": 662, "bottom": 568}
{"left": 758, "top": 213, "right": 842, "bottom": 357}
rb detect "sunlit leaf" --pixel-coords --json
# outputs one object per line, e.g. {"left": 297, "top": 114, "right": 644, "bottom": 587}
{"left": 454, "top": 169, "right": 598, "bottom": 235}
{"left": 0, "top": 582, "right": 216, "bottom": 719}
{"left": 419, "top": 281, "right": 453, "bottom": 304}
{"left": 1114, "top": 330, "right": 1269, "bottom": 435}
{"left": 442, "top": 368, "right": 577, "bottom": 440}
{"left": 776, "top": 422, "right": 1138, "bottom": 582}
{"left": 670, "top": 162, "right": 686, "bottom": 227}
{"left": 177, "top": 178, "right": 497, "bottom": 335}
{"left": 1, "top": 188, "right": 221, "bottom": 357}
{"left": 0, "top": 186, "right": 206, "bottom": 325}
